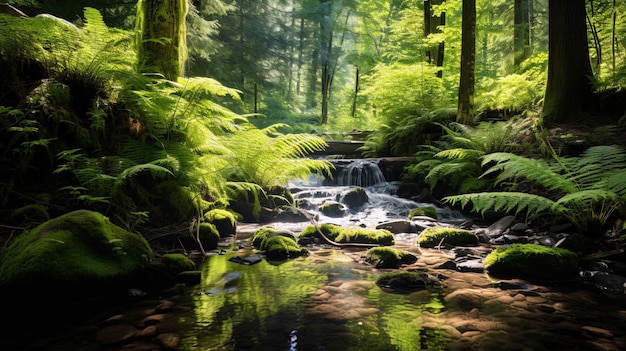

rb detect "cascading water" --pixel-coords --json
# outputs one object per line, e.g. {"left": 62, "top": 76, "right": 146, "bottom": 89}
{"left": 334, "top": 159, "right": 387, "bottom": 187}
{"left": 287, "top": 158, "right": 468, "bottom": 231}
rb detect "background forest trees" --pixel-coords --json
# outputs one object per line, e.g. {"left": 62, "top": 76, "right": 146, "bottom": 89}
{"left": 9, "top": 0, "right": 626, "bottom": 135}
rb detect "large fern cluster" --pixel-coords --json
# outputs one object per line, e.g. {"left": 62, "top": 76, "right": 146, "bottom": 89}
{"left": 1, "top": 9, "right": 330, "bottom": 229}
{"left": 405, "top": 119, "right": 528, "bottom": 195}
{"left": 444, "top": 145, "right": 626, "bottom": 234}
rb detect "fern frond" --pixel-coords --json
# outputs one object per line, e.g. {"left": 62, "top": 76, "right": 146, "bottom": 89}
{"left": 435, "top": 148, "right": 484, "bottom": 161}
{"left": 444, "top": 192, "right": 560, "bottom": 217}
{"left": 481, "top": 152, "right": 577, "bottom": 193}
{"left": 556, "top": 189, "right": 622, "bottom": 207}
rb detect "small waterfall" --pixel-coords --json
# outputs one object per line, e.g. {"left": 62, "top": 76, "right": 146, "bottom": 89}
{"left": 334, "top": 159, "right": 387, "bottom": 187}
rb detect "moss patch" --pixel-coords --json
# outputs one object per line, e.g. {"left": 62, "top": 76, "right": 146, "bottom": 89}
{"left": 418, "top": 227, "right": 478, "bottom": 248}
{"left": 409, "top": 206, "right": 438, "bottom": 219}
{"left": 301, "top": 223, "right": 394, "bottom": 246}
{"left": 204, "top": 209, "right": 237, "bottom": 237}
{"left": 365, "top": 247, "right": 418, "bottom": 269}
{"left": 162, "top": 253, "right": 195, "bottom": 272}
{"left": 250, "top": 227, "right": 307, "bottom": 261}
{"left": 484, "top": 244, "right": 580, "bottom": 283}
{"left": 198, "top": 222, "right": 220, "bottom": 250}
{"left": 0, "top": 210, "right": 153, "bottom": 291}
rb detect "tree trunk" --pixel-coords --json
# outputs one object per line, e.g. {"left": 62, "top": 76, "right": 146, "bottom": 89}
{"left": 319, "top": 0, "right": 332, "bottom": 125}
{"left": 457, "top": 0, "right": 476, "bottom": 125}
{"left": 542, "top": 0, "right": 594, "bottom": 126}
{"left": 424, "top": 0, "right": 445, "bottom": 77}
{"left": 136, "top": 0, "right": 188, "bottom": 80}
{"left": 351, "top": 68, "right": 359, "bottom": 117}
{"left": 514, "top": 0, "right": 531, "bottom": 66}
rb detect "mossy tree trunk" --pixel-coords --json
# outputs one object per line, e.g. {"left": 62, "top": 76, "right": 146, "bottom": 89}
{"left": 457, "top": 0, "right": 476, "bottom": 125}
{"left": 541, "top": 0, "right": 593, "bottom": 126}
{"left": 136, "top": 0, "right": 188, "bottom": 80}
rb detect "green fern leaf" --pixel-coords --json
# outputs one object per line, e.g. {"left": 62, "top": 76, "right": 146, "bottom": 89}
{"left": 481, "top": 152, "right": 577, "bottom": 193}
{"left": 444, "top": 192, "right": 558, "bottom": 217}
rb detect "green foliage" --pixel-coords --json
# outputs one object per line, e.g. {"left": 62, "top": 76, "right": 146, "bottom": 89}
{"left": 417, "top": 227, "right": 479, "bottom": 248}
{"left": 484, "top": 244, "right": 579, "bottom": 282}
{"left": 361, "top": 108, "right": 456, "bottom": 157}
{"left": 405, "top": 119, "right": 527, "bottom": 195}
{"left": 444, "top": 145, "right": 626, "bottom": 234}
{"left": 1, "top": 8, "right": 334, "bottom": 229}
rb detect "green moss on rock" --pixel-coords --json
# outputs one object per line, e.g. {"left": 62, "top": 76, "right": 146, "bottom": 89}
{"left": 365, "top": 247, "right": 418, "bottom": 269}
{"left": 409, "top": 206, "right": 438, "bottom": 219}
{"left": 204, "top": 209, "right": 237, "bottom": 237}
{"left": 250, "top": 227, "right": 306, "bottom": 260}
{"left": 198, "top": 222, "right": 220, "bottom": 249}
{"left": 162, "top": 253, "right": 195, "bottom": 272}
{"left": 301, "top": 223, "right": 394, "bottom": 246}
{"left": 484, "top": 243, "right": 580, "bottom": 283}
{"left": 0, "top": 210, "right": 153, "bottom": 291}
{"left": 418, "top": 227, "right": 478, "bottom": 248}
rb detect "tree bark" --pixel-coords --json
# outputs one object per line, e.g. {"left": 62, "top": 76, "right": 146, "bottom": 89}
{"left": 136, "top": 0, "right": 188, "bottom": 80}
{"left": 514, "top": 0, "right": 531, "bottom": 66}
{"left": 457, "top": 0, "right": 476, "bottom": 125}
{"left": 424, "top": 0, "right": 445, "bottom": 77}
{"left": 319, "top": 0, "right": 332, "bottom": 124}
{"left": 542, "top": 0, "right": 594, "bottom": 126}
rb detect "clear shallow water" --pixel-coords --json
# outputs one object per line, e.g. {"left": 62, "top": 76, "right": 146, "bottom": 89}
{"left": 176, "top": 250, "right": 447, "bottom": 351}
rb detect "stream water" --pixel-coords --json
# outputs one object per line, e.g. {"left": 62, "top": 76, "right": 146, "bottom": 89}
{"left": 3, "top": 159, "right": 626, "bottom": 350}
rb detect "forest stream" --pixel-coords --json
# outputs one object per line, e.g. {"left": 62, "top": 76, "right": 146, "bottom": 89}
{"left": 3, "top": 159, "right": 626, "bottom": 351}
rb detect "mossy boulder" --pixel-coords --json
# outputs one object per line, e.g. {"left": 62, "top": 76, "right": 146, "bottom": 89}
{"left": 198, "top": 222, "right": 220, "bottom": 250}
{"left": 365, "top": 247, "right": 418, "bottom": 269}
{"left": 408, "top": 206, "right": 438, "bottom": 219}
{"left": 319, "top": 201, "right": 347, "bottom": 217}
{"left": 204, "top": 209, "right": 237, "bottom": 237}
{"left": 484, "top": 244, "right": 580, "bottom": 283}
{"left": 301, "top": 223, "right": 394, "bottom": 246}
{"left": 250, "top": 227, "right": 307, "bottom": 261}
{"left": 250, "top": 227, "right": 297, "bottom": 247}
{"left": 162, "top": 253, "right": 196, "bottom": 272}
{"left": 162, "top": 253, "right": 201, "bottom": 285}
{"left": 376, "top": 271, "right": 435, "bottom": 292}
{"left": 418, "top": 227, "right": 478, "bottom": 248}
{"left": 340, "top": 187, "right": 369, "bottom": 209}
{"left": 0, "top": 210, "right": 153, "bottom": 296}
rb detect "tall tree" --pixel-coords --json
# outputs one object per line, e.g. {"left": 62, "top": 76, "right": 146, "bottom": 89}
{"left": 136, "top": 0, "right": 188, "bottom": 80}
{"left": 457, "top": 0, "right": 476, "bottom": 124}
{"left": 424, "top": 0, "right": 445, "bottom": 77}
{"left": 542, "top": 0, "right": 593, "bottom": 125}
{"left": 514, "top": 0, "right": 532, "bottom": 66}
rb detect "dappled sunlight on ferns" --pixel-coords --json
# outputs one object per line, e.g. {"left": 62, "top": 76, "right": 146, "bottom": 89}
{"left": 445, "top": 145, "right": 626, "bottom": 234}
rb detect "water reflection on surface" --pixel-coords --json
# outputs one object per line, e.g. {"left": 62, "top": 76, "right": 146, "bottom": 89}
{"left": 177, "top": 250, "right": 446, "bottom": 351}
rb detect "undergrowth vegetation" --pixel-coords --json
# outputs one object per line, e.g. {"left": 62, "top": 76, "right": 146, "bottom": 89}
{"left": 0, "top": 9, "right": 330, "bottom": 230}
{"left": 444, "top": 145, "right": 626, "bottom": 235}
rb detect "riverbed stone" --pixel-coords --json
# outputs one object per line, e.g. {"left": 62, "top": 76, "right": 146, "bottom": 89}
{"left": 376, "top": 219, "right": 414, "bottom": 233}
{"left": 96, "top": 324, "right": 137, "bottom": 345}
{"left": 482, "top": 215, "right": 516, "bottom": 238}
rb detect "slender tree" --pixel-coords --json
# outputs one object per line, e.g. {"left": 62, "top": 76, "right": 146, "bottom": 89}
{"left": 514, "top": 0, "right": 532, "bottom": 66}
{"left": 424, "top": 0, "right": 445, "bottom": 77}
{"left": 542, "top": 0, "right": 593, "bottom": 125}
{"left": 457, "top": 0, "right": 476, "bottom": 124}
{"left": 136, "top": 0, "right": 188, "bottom": 80}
